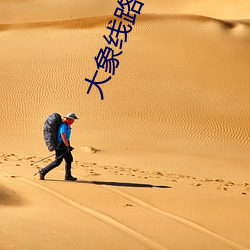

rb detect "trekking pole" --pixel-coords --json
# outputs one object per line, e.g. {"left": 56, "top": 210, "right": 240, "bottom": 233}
{"left": 33, "top": 151, "right": 69, "bottom": 176}
{"left": 31, "top": 153, "right": 55, "bottom": 166}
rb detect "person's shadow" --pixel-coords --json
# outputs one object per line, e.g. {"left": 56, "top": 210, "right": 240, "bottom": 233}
{"left": 76, "top": 180, "right": 171, "bottom": 189}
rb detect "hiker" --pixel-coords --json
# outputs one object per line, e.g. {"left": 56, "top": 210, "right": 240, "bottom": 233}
{"left": 39, "top": 112, "right": 78, "bottom": 181}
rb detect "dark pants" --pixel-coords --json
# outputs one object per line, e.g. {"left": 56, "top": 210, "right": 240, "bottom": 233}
{"left": 40, "top": 149, "right": 73, "bottom": 177}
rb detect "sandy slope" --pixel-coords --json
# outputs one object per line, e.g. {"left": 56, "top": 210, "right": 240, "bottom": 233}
{"left": 1, "top": 0, "right": 250, "bottom": 24}
{"left": 1, "top": 14, "right": 249, "bottom": 179}
{"left": 1, "top": 1, "right": 250, "bottom": 250}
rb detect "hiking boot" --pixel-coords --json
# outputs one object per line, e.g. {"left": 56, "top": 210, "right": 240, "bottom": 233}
{"left": 39, "top": 170, "right": 45, "bottom": 180}
{"left": 65, "top": 175, "right": 77, "bottom": 181}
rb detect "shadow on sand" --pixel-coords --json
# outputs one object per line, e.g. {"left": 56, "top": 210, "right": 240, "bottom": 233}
{"left": 46, "top": 179, "right": 171, "bottom": 189}
{"left": 78, "top": 180, "right": 171, "bottom": 189}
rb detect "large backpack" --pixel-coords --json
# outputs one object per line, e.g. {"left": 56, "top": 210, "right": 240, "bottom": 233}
{"left": 43, "top": 113, "right": 63, "bottom": 151}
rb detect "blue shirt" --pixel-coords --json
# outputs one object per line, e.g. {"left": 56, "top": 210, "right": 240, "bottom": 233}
{"left": 57, "top": 122, "right": 71, "bottom": 143}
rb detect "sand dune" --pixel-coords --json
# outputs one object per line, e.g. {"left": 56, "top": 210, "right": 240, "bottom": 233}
{"left": 1, "top": 14, "right": 249, "bottom": 178}
{"left": 1, "top": 0, "right": 250, "bottom": 24}
{"left": 1, "top": 2, "right": 250, "bottom": 250}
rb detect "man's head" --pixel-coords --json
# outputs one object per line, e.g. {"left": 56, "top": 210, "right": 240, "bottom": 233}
{"left": 64, "top": 112, "right": 78, "bottom": 125}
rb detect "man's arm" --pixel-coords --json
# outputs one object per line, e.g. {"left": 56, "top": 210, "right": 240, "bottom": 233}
{"left": 61, "top": 132, "right": 69, "bottom": 147}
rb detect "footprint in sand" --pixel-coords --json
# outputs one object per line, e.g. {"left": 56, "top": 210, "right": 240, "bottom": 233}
{"left": 124, "top": 203, "right": 133, "bottom": 207}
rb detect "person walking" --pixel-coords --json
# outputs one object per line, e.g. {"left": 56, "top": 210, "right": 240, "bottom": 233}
{"left": 39, "top": 112, "right": 78, "bottom": 181}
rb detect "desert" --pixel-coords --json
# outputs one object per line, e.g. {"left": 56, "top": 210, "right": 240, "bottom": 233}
{"left": 0, "top": 1, "right": 250, "bottom": 249}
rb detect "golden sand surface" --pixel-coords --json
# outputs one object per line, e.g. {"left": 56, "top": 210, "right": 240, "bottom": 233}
{"left": 0, "top": 1, "right": 250, "bottom": 249}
